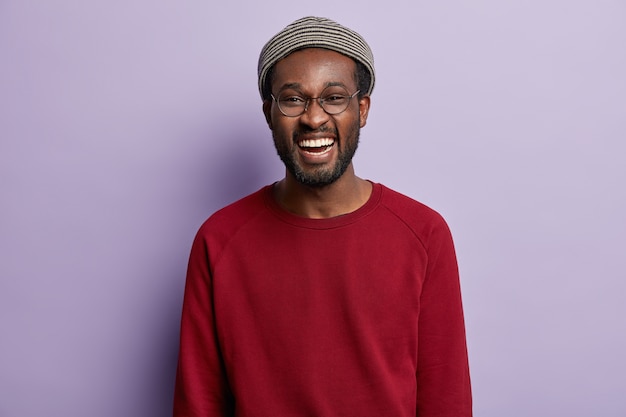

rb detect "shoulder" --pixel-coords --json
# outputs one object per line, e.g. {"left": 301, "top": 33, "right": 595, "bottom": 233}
{"left": 376, "top": 184, "right": 454, "bottom": 246}
{"left": 378, "top": 184, "right": 447, "bottom": 226}
{"left": 195, "top": 186, "right": 271, "bottom": 247}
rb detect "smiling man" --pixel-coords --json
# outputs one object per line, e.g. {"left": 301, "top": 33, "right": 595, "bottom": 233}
{"left": 174, "top": 16, "right": 472, "bottom": 417}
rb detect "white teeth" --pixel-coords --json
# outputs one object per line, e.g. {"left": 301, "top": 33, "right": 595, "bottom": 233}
{"left": 298, "top": 138, "right": 334, "bottom": 148}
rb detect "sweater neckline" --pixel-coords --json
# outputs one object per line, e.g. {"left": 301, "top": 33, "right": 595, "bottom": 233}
{"left": 263, "top": 182, "right": 383, "bottom": 229}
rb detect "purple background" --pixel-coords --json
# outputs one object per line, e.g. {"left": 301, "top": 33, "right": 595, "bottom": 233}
{"left": 1, "top": 1, "right": 625, "bottom": 416}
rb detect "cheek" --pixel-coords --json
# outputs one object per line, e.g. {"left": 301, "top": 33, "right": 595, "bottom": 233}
{"left": 268, "top": 103, "right": 295, "bottom": 132}
{"left": 271, "top": 117, "right": 296, "bottom": 140}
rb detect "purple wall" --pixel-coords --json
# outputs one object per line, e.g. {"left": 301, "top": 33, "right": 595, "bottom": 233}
{"left": 1, "top": 1, "right": 625, "bottom": 416}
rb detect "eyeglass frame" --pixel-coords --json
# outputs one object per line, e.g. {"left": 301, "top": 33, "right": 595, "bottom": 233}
{"left": 270, "top": 87, "right": 361, "bottom": 117}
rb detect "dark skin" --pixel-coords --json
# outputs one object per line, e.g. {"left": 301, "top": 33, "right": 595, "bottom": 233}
{"left": 263, "top": 48, "right": 372, "bottom": 219}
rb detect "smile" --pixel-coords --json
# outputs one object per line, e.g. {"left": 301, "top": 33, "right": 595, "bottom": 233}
{"left": 297, "top": 138, "right": 335, "bottom": 152}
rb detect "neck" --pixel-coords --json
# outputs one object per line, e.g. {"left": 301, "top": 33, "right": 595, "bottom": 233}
{"left": 273, "top": 164, "right": 372, "bottom": 219}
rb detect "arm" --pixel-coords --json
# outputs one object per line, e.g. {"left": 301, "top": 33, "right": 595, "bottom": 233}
{"left": 416, "top": 220, "right": 472, "bottom": 416}
{"left": 173, "top": 232, "right": 234, "bottom": 417}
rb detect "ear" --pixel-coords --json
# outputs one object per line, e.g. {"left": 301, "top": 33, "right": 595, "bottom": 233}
{"left": 358, "top": 95, "right": 371, "bottom": 128}
{"left": 263, "top": 99, "right": 273, "bottom": 130}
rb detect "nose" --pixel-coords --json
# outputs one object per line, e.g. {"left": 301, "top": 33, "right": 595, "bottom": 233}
{"left": 299, "top": 98, "right": 330, "bottom": 129}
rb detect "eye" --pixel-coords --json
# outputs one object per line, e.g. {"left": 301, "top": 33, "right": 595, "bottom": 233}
{"left": 322, "top": 95, "right": 348, "bottom": 105}
{"left": 279, "top": 95, "right": 306, "bottom": 106}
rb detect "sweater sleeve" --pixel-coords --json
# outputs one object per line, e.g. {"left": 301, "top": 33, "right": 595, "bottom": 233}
{"left": 173, "top": 231, "right": 234, "bottom": 417}
{"left": 415, "top": 219, "right": 472, "bottom": 416}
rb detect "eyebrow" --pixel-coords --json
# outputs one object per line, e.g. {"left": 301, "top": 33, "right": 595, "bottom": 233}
{"left": 278, "top": 83, "right": 302, "bottom": 92}
{"left": 277, "top": 81, "right": 349, "bottom": 93}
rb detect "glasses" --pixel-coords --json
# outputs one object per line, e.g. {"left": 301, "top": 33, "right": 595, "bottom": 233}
{"left": 271, "top": 86, "right": 360, "bottom": 117}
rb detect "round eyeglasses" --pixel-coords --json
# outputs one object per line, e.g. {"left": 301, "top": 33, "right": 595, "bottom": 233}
{"left": 271, "top": 86, "right": 360, "bottom": 117}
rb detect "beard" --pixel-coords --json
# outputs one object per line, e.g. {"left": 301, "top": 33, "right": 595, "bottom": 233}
{"left": 272, "top": 121, "right": 361, "bottom": 188}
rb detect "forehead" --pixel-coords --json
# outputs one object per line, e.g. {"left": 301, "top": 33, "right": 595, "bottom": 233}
{"left": 271, "top": 48, "right": 357, "bottom": 92}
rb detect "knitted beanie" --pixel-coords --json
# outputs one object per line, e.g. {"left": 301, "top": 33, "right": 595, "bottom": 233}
{"left": 257, "top": 16, "right": 375, "bottom": 99}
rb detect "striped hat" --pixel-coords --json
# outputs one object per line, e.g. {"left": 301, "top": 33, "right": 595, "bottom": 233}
{"left": 257, "top": 16, "right": 375, "bottom": 99}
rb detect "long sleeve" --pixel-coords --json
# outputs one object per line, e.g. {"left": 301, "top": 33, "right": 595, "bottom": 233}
{"left": 173, "top": 232, "right": 234, "bottom": 417}
{"left": 172, "top": 184, "right": 472, "bottom": 416}
{"left": 415, "top": 220, "right": 472, "bottom": 416}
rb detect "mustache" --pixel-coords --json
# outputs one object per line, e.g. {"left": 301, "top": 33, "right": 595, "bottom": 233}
{"left": 293, "top": 126, "right": 338, "bottom": 140}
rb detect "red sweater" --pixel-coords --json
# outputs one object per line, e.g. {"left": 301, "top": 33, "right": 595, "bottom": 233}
{"left": 174, "top": 183, "right": 472, "bottom": 416}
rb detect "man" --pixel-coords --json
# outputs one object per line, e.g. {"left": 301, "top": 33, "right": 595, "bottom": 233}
{"left": 174, "top": 16, "right": 472, "bottom": 417}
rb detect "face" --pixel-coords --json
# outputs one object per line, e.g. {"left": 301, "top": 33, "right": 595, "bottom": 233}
{"left": 263, "top": 48, "right": 370, "bottom": 187}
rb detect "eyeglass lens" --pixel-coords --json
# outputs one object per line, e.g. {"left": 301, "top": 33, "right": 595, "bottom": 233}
{"left": 275, "top": 86, "right": 357, "bottom": 117}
